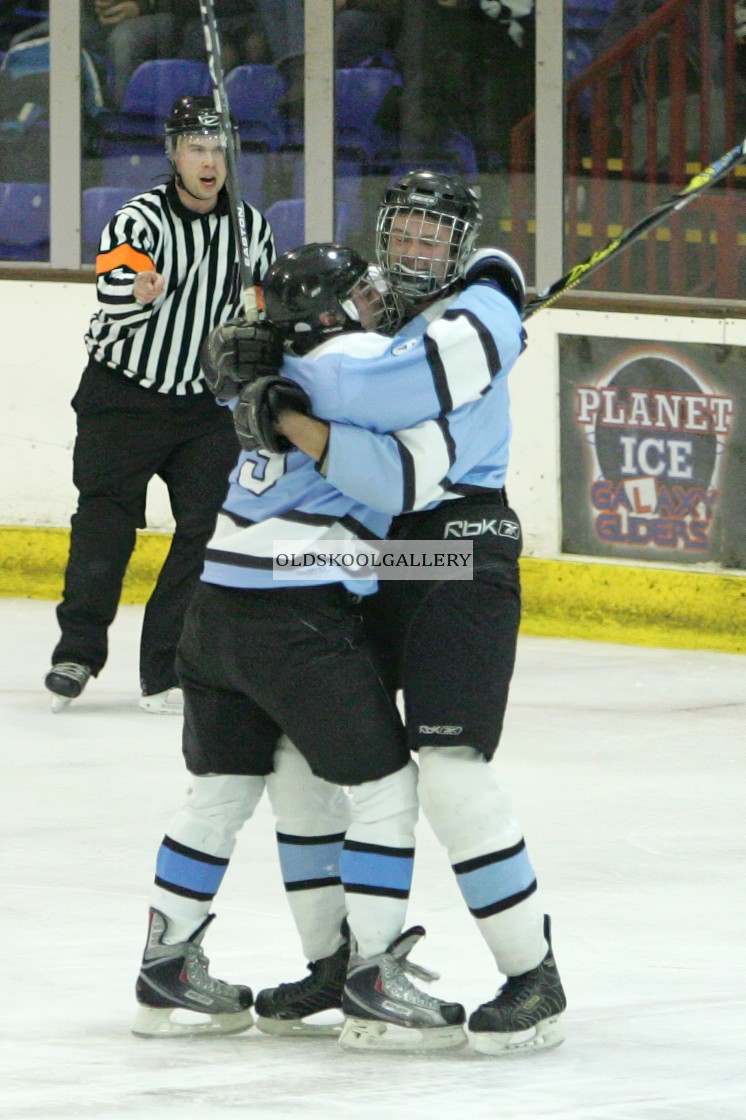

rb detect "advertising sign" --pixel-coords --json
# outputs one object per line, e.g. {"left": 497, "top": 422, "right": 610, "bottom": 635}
{"left": 559, "top": 337, "right": 745, "bottom": 567}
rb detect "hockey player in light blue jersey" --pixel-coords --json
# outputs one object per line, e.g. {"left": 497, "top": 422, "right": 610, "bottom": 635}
{"left": 249, "top": 172, "right": 567, "bottom": 1056}
{"left": 131, "top": 244, "right": 469, "bottom": 1051}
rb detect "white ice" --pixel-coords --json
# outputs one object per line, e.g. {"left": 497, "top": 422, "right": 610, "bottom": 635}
{"left": 1, "top": 597, "right": 744, "bottom": 1120}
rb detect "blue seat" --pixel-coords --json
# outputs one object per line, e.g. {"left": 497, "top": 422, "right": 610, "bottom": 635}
{"left": 283, "top": 67, "right": 401, "bottom": 163}
{"left": 0, "top": 180, "right": 49, "bottom": 260}
{"left": 101, "top": 150, "right": 171, "bottom": 188}
{"left": 265, "top": 198, "right": 349, "bottom": 257}
{"left": 224, "top": 65, "right": 286, "bottom": 151}
{"left": 82, "top": 186, "right": 137, "bottom": 263}
{"left": 236, "top": 150, "right": 267, "bottom": 212}
{"left": 386, "top": 130, "right": 478, "bottom": 179}
{"left": 122, "top": 59, "right": 211, "bottom": 118}
{"left": 105, "top": 59, "right": 211, "bottom": 144}
{"left": 0, "top": 39, "right": 49, "bottom": 78}
{"left": 335, "top": 67, "right": 401, "bottom": 164}
{"left": 566, "top": 0, "right": 615, "bottom": 32}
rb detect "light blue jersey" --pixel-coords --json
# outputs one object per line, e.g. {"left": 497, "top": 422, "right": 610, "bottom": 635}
{"left": 201, "top": 279, "right": 525, "bottom": 592}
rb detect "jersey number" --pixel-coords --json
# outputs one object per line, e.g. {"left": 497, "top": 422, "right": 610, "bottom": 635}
{"left": 238, "top": 450, "right": 288, "bottom": 495}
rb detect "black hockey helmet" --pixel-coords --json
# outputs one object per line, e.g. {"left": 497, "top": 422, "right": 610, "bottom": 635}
{"left": 376, "top": 169, "right": 483, "bottom": 303}
{"left": 263, "top": 243, "right": 402, "bottom": 353}
{"left": 164, "top": 95, "right": 238, "bottom": 157}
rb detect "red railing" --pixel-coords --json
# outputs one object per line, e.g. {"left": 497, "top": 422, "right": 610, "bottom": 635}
{"left": 511, "top": 0, "right": 743, "bottom": 298}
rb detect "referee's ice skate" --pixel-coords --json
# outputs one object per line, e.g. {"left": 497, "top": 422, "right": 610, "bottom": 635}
{"left": 254, "top": 936, "right": 349, "bottom": 1037}
{"left": 468, "top": 915, "right": 567, "bottom": 1055}
{"left": 131, "top": 908, "right": 253, "bottom": 1038}
{"left": 44, "top": 661, "right": 92, "bottom": 712}
{"left": 339, "top": 926, "right": 467, "bottom": 1051}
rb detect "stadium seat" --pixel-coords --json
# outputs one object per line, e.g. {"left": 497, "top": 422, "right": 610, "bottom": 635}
{"left": 236, "top": 150, "right": 267, "bottom": 212}
{"left": 121, "top": 59, "right": 211, "bottom": 120}
{"left": 386, "top": 130, "right": 478, "bottom": 179}
{"left": 566, "top": 0, "right": 615, "bottom": 30}
{"left": 283, "top": 67, "right": 401, "bottom": 164}
{"left": 82, "top": 186, "right": 137, "bottom": 263}
{"left": 265, "top": 198, "right": 349, "bottom": 257}
{"left": 224, "top": 65, "right": 286, "bottom": 151}
{"left": 0, "top": 180, "right": 49, "bottom": 260}
{"left": 101, "top": 150, "right": 171, "bottom": 188}
{"left": 335, "top": 67, "right": 401, "bottom": 164}
{"left": 104, "top": 59, "right": 211, "bottom": 146}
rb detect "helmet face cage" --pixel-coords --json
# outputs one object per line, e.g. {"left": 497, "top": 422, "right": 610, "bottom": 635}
{"left": 342, "top": 267, "right": 404, "bottom": 336}
{"left": 376, "top": 203, "right": 478, "bottom": 303}
{"left": 375, "top": 170, "right": 482, "bottom": 303}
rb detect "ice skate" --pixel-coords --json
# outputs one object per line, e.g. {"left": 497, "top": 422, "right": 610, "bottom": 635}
{"left": 45, "top": 662, "right": 92, "bottom": 712}
{"left": 132, "top": 908, "right": 254, "bottom": 1038}
{"left": 254, "top": 934, "right": 349, "bottom": 1037}
{"left": 339, "top": 925, "right": 467, "bottom": 1052}
{"left": 468, "top": 914, "right": 567, "bottom": 1056}
{"left": 138, "top": 687, "right": 184, "bottom": 715}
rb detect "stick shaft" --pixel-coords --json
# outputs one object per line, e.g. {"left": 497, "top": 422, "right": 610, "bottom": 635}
{"left": 523, "top": 140, "right": 746, "bottom": 320}
{"left": 198, "top": 0, "right": 257, "bottom": 319}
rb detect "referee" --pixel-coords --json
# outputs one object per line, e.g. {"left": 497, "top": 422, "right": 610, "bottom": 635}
{"left": 45, "top": 95, "right": 275, "bottom": 714}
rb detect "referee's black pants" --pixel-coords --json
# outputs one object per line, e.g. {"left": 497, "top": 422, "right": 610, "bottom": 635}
{"left": 52, "top": 360, "right": 239, "bottom": 695}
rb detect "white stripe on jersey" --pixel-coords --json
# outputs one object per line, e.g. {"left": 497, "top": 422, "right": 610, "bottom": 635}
{"left": 425, "top": 309, "right": 496, "bottom": 411}
{"left": 208, "top": 510, "right": 366, "bottom": 563}
{"left": 395, "top": 418, "right": 455, "bottom": 509}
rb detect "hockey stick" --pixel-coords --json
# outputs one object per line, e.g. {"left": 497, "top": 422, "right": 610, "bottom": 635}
{"left": 523, "top": 138, "right": 746, "bottom": 320}
{"left": 198, "top": 0, "right": 258, "bottom": 320}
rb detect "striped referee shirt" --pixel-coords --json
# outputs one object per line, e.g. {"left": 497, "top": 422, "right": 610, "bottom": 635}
{"left": 85, "top": 179, "right": 275, "bottom": 395}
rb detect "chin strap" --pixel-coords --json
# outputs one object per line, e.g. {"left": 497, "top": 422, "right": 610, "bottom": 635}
{"left": 174, "top": 172, "right": 207, "bottom": 203}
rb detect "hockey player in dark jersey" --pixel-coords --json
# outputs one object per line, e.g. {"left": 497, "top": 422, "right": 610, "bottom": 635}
{"left": 131, "top": 245, "right": 470, "bottom": 1050}
{"left": 226, "top": 172, "right": 567, "bottom": 1056}
{"left": 44, "top": 95, "right": 275, "bottom": 716}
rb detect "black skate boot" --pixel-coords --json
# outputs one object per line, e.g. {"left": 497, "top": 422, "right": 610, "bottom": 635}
{"left": 340, "top": 925, "right": 467, "bottom": 1051}
{"left": 132, "top": 908, "right": 254, "bottom": 1038}
{"left": 468, "top": 914, "right": 567, "bottom": 1055}
{"left": 254, "top": 933, "right": 350, "bottom": 1037}
{"left": 45, "top": 662, "right": 92, "bottom": 712}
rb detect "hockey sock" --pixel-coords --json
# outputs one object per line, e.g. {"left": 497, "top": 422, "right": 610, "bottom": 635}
{"left": 150, "top": 773, "right": 265, "bottom": 944}
{"left": 418, "top": 746, "right": 547, "bottom": 976}
{"left": 341, "top": 759, "right": 419, "bottom": 959}
{"left": 265, "top": 736, "right": 350, "bottom": 961}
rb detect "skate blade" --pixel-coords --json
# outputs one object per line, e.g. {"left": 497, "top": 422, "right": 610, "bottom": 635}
{"left": 255, "top": 1012, "right": 343, "bottom": 1038}
{"left": 50, "top": 695, "right": 72, "bottom": 713}
{"left": 471, "top": 1015, "right": 565, "bottom": 1057}
{"left": 138, "top": 694, "right": 183, "bottom": 715}
{"left": 131, "top": 1004, "right": 254, "bottom": 1039}
{"left": 339, "top": 1017, "right": 467, "bottom": 1053}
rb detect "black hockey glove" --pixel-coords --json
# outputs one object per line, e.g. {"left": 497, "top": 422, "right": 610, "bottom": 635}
{"left": 463, "top": 248, "right": 526, "bottom": 315}
{"left": 200, "top": 318, "right": 284, "bottom": 401}
{"left": 233, "top": 376, "right": 312, "bottom": 454}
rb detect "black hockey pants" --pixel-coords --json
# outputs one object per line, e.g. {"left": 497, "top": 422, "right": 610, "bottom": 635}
{"left": 52, "top": 360, "right": 238, "bottom": 695}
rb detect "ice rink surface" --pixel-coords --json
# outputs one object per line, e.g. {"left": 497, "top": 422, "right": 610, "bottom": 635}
{"left": 1, "top": 596, "right": 744, "bottom": 1120}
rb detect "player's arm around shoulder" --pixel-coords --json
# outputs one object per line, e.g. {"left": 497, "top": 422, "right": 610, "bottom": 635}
{"left": 426, "top": 247, "right": 529, "bottom": 393}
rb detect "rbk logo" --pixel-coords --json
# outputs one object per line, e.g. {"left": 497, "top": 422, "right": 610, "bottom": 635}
{"left": 498, "top": 520, "right": 520, "bottom": 539}
{"left": 443, "top": 519, "right": 498, "bottom": 538}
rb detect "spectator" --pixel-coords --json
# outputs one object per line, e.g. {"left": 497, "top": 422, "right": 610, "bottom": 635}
{"left": 178, "top": 1, "right": 270, "bottom": 74}
{"left": 252, "top": 0, "right": 400, "bottom": 119}
{"left": 7, "top": 0, "right": 179, "bottom": 106}
{"left": 382, "top": 0, "right": 534, "bottom": 172}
